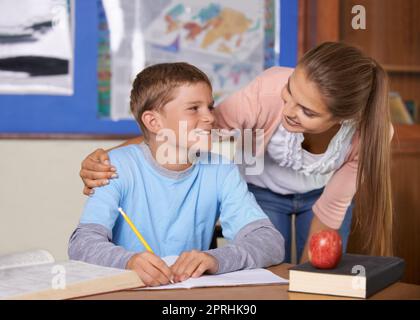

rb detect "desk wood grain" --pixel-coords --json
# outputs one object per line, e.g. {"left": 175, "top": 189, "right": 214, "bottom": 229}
{"left": 77, "top": 263, "right": 420, "bottom": 300}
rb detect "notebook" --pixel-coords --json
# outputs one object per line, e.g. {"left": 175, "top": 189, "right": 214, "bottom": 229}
{"left": 137, "top": 256, "right": 289, "bottom": 290}
{"left": 288, "top": 254, "right": 405, "bottom": 299}
{"left": 0, "top": 249, "right": 144, "bottom": 300}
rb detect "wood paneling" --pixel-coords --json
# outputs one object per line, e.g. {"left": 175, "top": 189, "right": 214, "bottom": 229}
{"left": 340, "top": 0, "right": 420, "bottom": 111}
{"left": 341, "top": 0, "right": 420, "bottom": 66}
{"left": 298, "top": 0, "right": 340, "bottom": 58}
{"left": 299, "top": 0, "right": 420, "bottom": 112}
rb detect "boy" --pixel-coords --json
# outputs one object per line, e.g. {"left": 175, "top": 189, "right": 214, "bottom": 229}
{"left": 68, "top": 62, "right": 284, "bottom": 286}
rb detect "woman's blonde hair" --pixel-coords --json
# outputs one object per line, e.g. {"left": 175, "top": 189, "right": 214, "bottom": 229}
{"left": 299, "top": 42, "right": 393, "bottom": 256}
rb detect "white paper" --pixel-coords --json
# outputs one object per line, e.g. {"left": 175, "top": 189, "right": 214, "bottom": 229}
{"left": 139, "top": 255, "right": 288, "bottom": 290}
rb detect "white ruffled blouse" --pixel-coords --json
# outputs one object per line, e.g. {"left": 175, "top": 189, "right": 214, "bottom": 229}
{"left": 267, "top": 120, "right": 356, "bottom": 176}
{"left": 245, "top": 120, "right": 356, "bottom": 195}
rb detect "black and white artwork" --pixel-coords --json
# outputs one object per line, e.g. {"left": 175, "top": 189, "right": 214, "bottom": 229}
{"left": 0, "top": 0, "right": 73, "bottom": 95}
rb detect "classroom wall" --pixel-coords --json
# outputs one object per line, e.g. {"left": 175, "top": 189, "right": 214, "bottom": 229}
{"left": 0, "top": 139, "right": 237, "bottom": 261}
{"left": 0, "top": 0, "right": 299, "bottom": 262}
{"left": 0, "top": 139, "right": 123, "bottom": 261}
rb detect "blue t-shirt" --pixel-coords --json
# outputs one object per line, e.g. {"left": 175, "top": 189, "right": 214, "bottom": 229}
{"left": 80, "top": 143, "right": 267, "bottom": 257}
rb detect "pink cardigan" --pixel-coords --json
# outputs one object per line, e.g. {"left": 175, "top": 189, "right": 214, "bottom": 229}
{"left": 213, "top": 66, "right": 360, "bottom": 229}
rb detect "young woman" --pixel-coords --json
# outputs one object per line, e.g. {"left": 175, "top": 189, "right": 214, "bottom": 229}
{"left": 79, "top": 42, "right": 394, "bottom": 262}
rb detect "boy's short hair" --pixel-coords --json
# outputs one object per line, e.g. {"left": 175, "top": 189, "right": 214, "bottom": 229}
{"left": 130, "top": 62, "right": 212, "bottom": 139}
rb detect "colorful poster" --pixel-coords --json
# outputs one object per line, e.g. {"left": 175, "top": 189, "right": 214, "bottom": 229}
{"left": 99, "top": 0, "right": 279, "bottom": 120}
{"left": 144, "top": 1, "right": 263, "bottom": 60}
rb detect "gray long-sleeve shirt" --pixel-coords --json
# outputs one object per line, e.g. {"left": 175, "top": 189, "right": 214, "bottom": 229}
{"left": 68, "top": 218, "right": 284, "bottom": 274}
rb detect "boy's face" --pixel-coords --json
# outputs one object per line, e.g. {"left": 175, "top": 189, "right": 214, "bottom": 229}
{"left": 158, "top": 82, "right": 215, "bottom": 152}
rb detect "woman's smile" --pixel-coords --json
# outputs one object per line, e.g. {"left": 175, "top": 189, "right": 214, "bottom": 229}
{"left": 284, "top": 115, "right": 301, "bottom": 128}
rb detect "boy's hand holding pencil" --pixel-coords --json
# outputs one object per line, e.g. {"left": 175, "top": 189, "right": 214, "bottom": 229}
{"left": 127, "top": 252, "right": 173, "bottom": 287}
{"left": 119, "top": 207, "right": 218, "bottom": 286}
{"left": 118, "top": 207, "right": 174, "bottom": 286}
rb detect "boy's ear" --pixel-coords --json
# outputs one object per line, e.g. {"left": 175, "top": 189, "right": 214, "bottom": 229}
{"left": 141, "top": 110, "right": 163, "bottom": 135}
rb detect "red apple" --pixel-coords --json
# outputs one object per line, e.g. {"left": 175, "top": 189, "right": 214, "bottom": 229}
{"left": 308, "top": 230, "right": 342, "bottom": 269}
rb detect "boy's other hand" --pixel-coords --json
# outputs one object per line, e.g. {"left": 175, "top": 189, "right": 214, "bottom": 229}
{"left": 171, "top": 250, "right": 218, "bottom": 283}
{"left": 79, "top": 148, "right": 117, "bottom": 195}
{"left": 127, "top": 252, "right": 173, "bottom": 287}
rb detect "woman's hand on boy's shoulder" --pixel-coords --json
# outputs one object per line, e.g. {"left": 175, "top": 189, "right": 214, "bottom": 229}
{"left": 127, "top": 251, "right": 173, "bottom": 287}
{"left": 79, "top": 148, "right": 117, "bottom": 195}
{"left": 170, "top": 250, "right": 218, "bottom": 283}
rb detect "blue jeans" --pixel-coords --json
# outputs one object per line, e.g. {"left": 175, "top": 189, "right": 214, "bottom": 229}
{"left": 247, "top": 183, "right": 353, "bottom": 263}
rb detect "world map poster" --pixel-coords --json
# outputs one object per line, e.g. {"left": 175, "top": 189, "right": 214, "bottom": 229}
{"left": 98, "top": 0, "right": 279, "bottom": 120}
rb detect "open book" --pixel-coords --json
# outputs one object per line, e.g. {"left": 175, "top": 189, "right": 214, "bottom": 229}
{"left": 138, "top": 256, "right": 289, "bottom": 290}
{"left": 0, "top": 250, "right": 144, "bottom": 300}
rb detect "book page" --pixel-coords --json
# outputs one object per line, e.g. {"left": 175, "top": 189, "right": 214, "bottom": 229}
{"left": 0, "top": 249, "right": 55, "bottom": 271}
{"left": 0, "top": 260, "right": 132, "bottom": 299}
{"left": 139, "top": 267, "right": 288, "bottom": 290}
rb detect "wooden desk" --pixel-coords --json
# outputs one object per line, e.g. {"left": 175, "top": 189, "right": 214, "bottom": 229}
{"left": 78, "top": 263, "right": 420, "bottom": 300}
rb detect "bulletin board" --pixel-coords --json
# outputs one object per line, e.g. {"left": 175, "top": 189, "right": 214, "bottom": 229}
{"left": 0, "top": 0, "right": 298, "bottom": 138}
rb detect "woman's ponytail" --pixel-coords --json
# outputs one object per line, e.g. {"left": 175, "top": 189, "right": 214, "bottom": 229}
{"left": 299, "top": 42, "right": 393, "bottom": 256}
{"left": 356, "top": 62, "right": 393, "bottom": 256}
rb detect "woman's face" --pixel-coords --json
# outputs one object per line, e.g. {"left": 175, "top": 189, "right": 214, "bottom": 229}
{"left": 281, "top": 66, "right": 341, "bottom": 134}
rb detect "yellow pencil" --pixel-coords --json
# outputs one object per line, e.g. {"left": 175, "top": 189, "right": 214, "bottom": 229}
{"left": 118, "top": 207, "right": 154, "bottom": 253}
{"left": 118, "top": 207, "right": 174, "bottom": 284}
